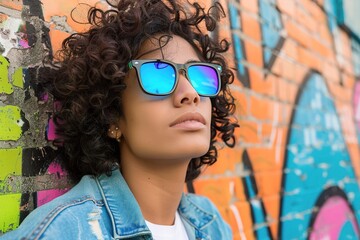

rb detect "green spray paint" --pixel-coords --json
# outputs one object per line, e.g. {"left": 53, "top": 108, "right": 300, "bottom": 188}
{"left": 0, "top": 147, "right": 22, "bottom": 233}
{"left": 0, "top": 106, "right": 23, "bottom": 140}
{"left": 12, "top": 68, "right": 23, "bottom": 89}
{"left": 0, "top": 56, "right": 13, "bottom": 94}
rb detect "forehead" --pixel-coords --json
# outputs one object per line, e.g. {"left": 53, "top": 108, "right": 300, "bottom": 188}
{"left": 137, "top": 35, "right": 200, "bottom": 62}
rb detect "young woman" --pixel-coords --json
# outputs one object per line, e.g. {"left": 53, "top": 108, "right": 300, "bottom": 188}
{"left": 1, "top": 0, "right": 238, "bottom": 239}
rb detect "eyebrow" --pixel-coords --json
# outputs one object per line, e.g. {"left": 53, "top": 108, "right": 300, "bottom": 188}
{"left": 184, "top": 59, "right": 201, "bottom": 64}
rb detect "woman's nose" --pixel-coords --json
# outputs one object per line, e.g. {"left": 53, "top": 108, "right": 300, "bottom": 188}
{"left": 172, "top": 72, "right": 200, "bottom": 107}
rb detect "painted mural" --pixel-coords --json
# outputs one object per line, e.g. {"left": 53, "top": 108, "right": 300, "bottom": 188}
{"left": 1, "top": 0, "right": 360, "bottom": 239}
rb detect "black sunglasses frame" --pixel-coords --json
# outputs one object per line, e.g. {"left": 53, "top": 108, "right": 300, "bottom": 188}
{"left": 128, "top": 59, "right": 222, "bottom": 97}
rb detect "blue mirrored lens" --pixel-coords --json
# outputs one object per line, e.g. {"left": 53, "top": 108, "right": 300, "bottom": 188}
{"left": 188, "top": 65, "right": 219, "bottom": 95}
{"left": 139, "top": 62, "right": 176, "bottom": 95}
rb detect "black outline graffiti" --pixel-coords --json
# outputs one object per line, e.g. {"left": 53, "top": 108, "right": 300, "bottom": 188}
{"left": 242, "top": 150, "right": 273, "bottom": 239}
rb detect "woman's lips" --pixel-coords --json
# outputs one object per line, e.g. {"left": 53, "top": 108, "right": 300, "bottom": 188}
{"left": 169, "top": 112, "right": 206, "bottom": 130}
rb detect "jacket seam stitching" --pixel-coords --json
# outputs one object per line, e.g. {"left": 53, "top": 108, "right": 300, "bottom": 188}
{"left": 26, "top": 196, "right": 95, "bottom": 240}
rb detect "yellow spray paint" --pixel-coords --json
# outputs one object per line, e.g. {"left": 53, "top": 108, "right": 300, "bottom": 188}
{"left": 0, "top": 56, "right": 13, "bottom": 94}
{"left": 12, "top": 68, "right": 23, "bottom": 89}
{"left": 0, "top": 106, "right": 23, "bottom": 140}
{"left": 0, "top": 147, "right": 22, "bottom": 233}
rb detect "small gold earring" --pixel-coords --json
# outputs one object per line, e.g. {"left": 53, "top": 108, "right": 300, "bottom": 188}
{"left": 116, "top": 133, "right": 121, "bottom": 143}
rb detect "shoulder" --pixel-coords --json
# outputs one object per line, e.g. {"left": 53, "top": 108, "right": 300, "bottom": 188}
{"left": 183, "top": 193, "right": 233, "bottom": 239}
{"left": 0, "top": 175, "right": 104, "bottom": 240}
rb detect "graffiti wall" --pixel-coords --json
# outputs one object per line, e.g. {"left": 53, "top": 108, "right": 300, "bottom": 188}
{"left": 1, "top": 0, "right": 360, "bottom": 239}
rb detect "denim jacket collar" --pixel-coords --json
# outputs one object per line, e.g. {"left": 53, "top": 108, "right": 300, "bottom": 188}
{"left": 95, "top": 168, "right": 215, "bottom": 239}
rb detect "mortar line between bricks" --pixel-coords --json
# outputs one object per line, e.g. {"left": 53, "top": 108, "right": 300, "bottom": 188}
{"left": 0, "top": 5, "right": 22, "bottom": 18}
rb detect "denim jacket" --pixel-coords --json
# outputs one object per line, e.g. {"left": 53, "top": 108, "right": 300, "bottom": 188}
{"left": 1, "top": 168, "right": 232, "bottom": 240}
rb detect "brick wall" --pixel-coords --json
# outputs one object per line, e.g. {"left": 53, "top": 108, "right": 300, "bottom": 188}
{"left": 1, "top": 0, "right": 360, "bottom": 239}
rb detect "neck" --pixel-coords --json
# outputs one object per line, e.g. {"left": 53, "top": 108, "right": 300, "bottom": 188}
{"left": 120, "top": 147, "right": 190, "bottom": 225}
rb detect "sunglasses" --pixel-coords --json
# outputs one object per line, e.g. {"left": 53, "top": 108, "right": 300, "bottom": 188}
{"left": 128, "top": 59, "right": 222, "bottom": 97}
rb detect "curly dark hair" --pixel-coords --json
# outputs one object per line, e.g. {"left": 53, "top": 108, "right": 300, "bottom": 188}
{"left": 45, "top": 0, "right": 239, "bottom": 183}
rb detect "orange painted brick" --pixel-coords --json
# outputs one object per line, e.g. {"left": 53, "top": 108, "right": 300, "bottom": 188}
{"left": 322, "top": 61, "right": 339, "bottom": 83}
{"left": 232, "top": 90, "right": 249, "bottom": 117}
{"left": 318, "top": 23, "right": 333, "bottom": 45}
{"left": 271, "top": 54, "right": 283, "bottom": 77}
{"left": 298, "top": 46, "right": 322, "bottom": 71}
{"left": 249, "top": 68, "right": 275, "bottom": 96}
{"left": 244, "top": 40, "right": 263, "bottom": 68}
{"left": 0, "top": 13, "right": 8, "bottom": 23}
{"left": 249, "top": 94, "right": 274, "bottom": 121}
{"left": 347, "top": 143, "right": 360, "bottom": 179}
{"left": 284, "top": 20, "right": 312, "bottom": 49}
{"left": 261, "top": 123, "right": 276, "bottom": 143}
{"left": 237, "top": 119, "right": 261, "bottom": 145}
{"left": 246, "top": 147, "right": 278, "bottom": 172}
{"left": 279, "top": 103, "right": 294, "bottom": 125}
{"left": 294, "top": 6, "right": 318, "bottom": 34}
{"left": 341, "top": 72, "right": 356, "bottom": 90}
{"left": 327, "top": 80, "right": 350, "bottom": 102}
{"left": 253, "top": 170, "right": 282, "bottom": 198}
{"left": 338, "top": 30, "right": 352, "bottom": 61}
{"left": 294, "top": 63, "right": 308, "bottom": 84}
{"left": 203, "top": 147, "right": 243, "bottom": 175}
{"left": 281, "top": 58, "right": 297, "bottom": 81}
{"left": 276, "top": 77, "right": 299, "bottom": 104}
{"left": 261, "top": 194, "right": 281, "bottom": 237}
{"left": 193, "top": 178, "right": 233, "bottom": 206}
{"left": 42, "top": 0, "right": 101, "bottom": 33}
{"left": 0, "top": 0, "right": 23, "bottom": 11}
{"left": 277, "top": 0, "right": 296, "bottom": 16}
{"left": 311, "top": 38, "right": 332, "bottom": 58}
{"left": 307, "top": 0, "right": 326, "bottom": 22}
{"left": 283, "top": 39, "right": 299, "bottom": 60}
{"left": 275, "top": 77, "right": 288, "bottom": 102}
{"left": 227, "top": 201, "right": 256, "bottom": 240}
{"left": 49, "top": 26, "right": 71, "bottom": 54}
{"left": 240, "top": 0, "right": 258, "bottom": 13}
{"left": 242, "top": 14, "right": 261, "bottom": 42}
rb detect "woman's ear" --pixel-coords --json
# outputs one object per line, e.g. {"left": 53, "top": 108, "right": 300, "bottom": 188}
{"left": 107, "top": 125, "right": 122, "bottom": 142}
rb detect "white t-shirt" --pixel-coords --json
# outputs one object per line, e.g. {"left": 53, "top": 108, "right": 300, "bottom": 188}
{"left": 145, "top": 211, "right": 189, "bottom": 240}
